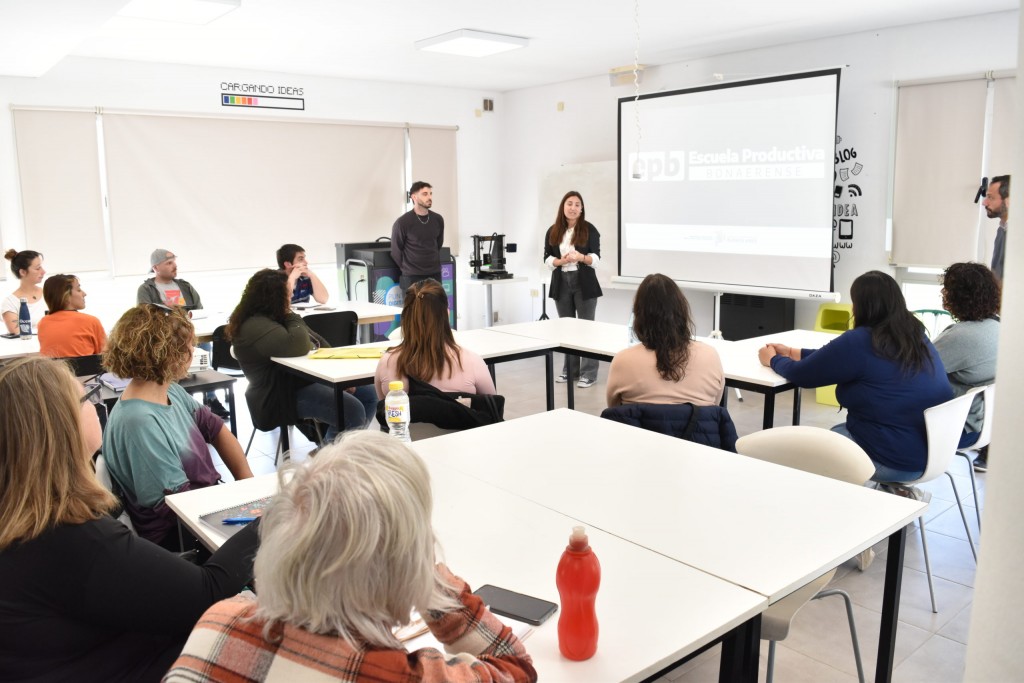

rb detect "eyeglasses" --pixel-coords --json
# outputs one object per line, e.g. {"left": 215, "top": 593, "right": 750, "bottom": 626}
{"left": 81, "top": 374, "right": 103, "bottom": 405}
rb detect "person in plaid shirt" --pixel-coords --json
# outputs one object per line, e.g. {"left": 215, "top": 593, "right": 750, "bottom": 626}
{"left": 165, "top": 431, "right": 536, "bottom": 683}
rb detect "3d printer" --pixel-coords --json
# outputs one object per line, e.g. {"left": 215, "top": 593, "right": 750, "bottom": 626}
{"left": 470, "top": 233, "right": 517, "bottom": 280}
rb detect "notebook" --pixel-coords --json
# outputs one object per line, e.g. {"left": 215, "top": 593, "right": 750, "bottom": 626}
{"left": 199, "top": 496, "right": 273, "bottom": 537}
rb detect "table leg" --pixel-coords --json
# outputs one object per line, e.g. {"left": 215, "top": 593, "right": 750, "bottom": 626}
{"left": 544, "top": 351, "right": 554, "bottom": 411}
{"left": 226, "top": 384, "right": 237, "bottom": 437}
{"left": 876, "top": 527, "right": 907, "bottom": 683}
{"left": 566, "top": 357, "right": 575, "bottom": 410}
{"left": 488, "top": 363, "right": 497, "bottom": 386}
{"left": 791, "top": 387, "right": 802, "bottom": 426}
{"left": 334, "top": 384, "right": 347, "bottom": 439}
{"left": 719, "top": 614, "right": 761, "bottom": 683}
{"left": 484, "top": 285, "right": 493, "bottom": 327}
{"left": 762, "top": 393, "right": 776, "bottom": 430}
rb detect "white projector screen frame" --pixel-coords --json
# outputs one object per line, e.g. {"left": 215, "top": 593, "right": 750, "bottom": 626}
{"left": 617, "top": 68, "right": 841, "bottom": 300}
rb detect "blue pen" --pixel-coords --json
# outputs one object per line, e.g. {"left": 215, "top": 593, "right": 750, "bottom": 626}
{"left": 222, "top": 516, "right": 257, "bottom": 525}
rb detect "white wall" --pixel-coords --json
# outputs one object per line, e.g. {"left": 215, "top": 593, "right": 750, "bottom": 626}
{"left": 964, "top": 9, "right": 1024, "bottom": 680}
{"left": 0, "top": 56, "right": 504, "bottom": 327}
{"left": 495, "top": 11, "right": 1019, "bottom": 335}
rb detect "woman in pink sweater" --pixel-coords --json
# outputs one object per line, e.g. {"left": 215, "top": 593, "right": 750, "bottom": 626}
{"left": 607, "top": 273, "right": 724, "bottom": 407}
{"left": 375, "top": 279, "right": 495, "bottom": 399}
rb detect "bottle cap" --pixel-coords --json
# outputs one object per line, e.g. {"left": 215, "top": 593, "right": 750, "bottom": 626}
{"left": 19, "top": 297, "right": 27, "bottom": 303}
{"left": 569, "top": 525, "right": 589, "bottom": 551}
{"left": 388, "top": 380, "right": 405, "bottom": 392}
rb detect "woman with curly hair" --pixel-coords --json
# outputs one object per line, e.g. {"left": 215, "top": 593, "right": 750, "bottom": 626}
{"left": 933, "top": 262, "right": 1000, "bottom": 467}
{"left": 102, "top": 304, "right": 253, "bottom": 550}
{"left": 606, "top": 273, "right": 724, "bottom": 407}
{"left": 228, "top": 269, "right": 375, "bottom": 443}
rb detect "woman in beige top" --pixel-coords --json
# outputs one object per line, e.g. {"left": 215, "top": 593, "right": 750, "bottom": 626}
{"left": 607, "top": 273, "right": 724, "bottom": 407}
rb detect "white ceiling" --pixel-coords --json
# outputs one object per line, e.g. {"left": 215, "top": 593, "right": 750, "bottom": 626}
{"left": 0, "top": 0, "right": 1018, "bottom": 91}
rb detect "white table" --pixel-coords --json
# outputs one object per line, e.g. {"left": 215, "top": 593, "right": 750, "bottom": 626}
{"left": 412, "top": 410, "right": 925, "bottom": 682}
{"left": 167, "top": 466, "right": 768, "bottom": 683}
{"left": 190, "top": 300, "right": 402, "bottom": 343}
{"left": 466, "top": 275, "right": 527, "bottom": 327}
{"left": 0, "top": 334, "right": 40, "bottom": 360}
{"left": 271, "top": 328, "right": 560, "bottom": 426}
{"left": 491, "top": 319, "right": 835, "bottom": 428}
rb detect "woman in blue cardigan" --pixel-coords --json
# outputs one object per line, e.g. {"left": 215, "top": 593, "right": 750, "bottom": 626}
{"left": 757, "top": 271, "right": 952, "bottom": 482}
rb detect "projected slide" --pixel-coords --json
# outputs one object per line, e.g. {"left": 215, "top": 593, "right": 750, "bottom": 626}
{"left": 618, "top": 70, "right": 839, "bottom": 296}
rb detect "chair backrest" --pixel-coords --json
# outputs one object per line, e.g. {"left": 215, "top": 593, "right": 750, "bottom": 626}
{"left": 970, "top": 383, "right": 996, "bottom": 451}
{"left": 58, "top": 354, "right": 104, "bottom": 377}
{"left": 303, "top": 311, "right": 358, "bottom": 347}
{"left": 918, "top": 389, "right": 980, "bottom": 484}
{"left": 211, "top": 325, "right": 242, "bottom": 372}
{"left": 913, "top": 309, "right": 953, "bottom": 339}
{"left": 94, "top": 454, "right": 136, "bottom": 532}
{"left": 735, "top": 426, "right": 875, "bottom": 485}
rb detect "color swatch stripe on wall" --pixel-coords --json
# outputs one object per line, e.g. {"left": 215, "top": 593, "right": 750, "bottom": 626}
{"left": 221, "top": 94, "right": 305, "bottom": 111}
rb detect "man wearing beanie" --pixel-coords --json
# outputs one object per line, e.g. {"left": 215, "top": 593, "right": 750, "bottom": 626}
{"left": 137, "top": 249, "right": 204, "bottom": 309}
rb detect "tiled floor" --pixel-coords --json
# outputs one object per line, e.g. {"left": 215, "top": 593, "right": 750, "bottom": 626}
{"left": 212, "top": 354, "right": 981, "bottom": 683}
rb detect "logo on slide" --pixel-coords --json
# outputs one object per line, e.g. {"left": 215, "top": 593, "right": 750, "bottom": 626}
{"left": 628, "top": 151, "right": 685, "bottom": 182}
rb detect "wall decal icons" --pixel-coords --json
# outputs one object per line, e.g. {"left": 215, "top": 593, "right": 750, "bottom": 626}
{"left": 832, "top": 137, "right": 862, "bottom": 263}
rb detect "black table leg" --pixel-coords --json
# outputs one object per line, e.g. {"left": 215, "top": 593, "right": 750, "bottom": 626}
{"left": 719, "top": 614, "right": 761, "bottom": 683}
{"left": 876, "top": 527, "right": 907, "bottom": 682}
{"left": 566, "top": 360, "right": 575, "bottom": 410}
{"left": 792, "top": 387, "right": 802, "bottom": 426}
{"left": 226, "top": 384, "right": 237, "bottom": 436}
{"left": 544, "top": 351, "right": 554, "bottom": 411}
{"left": 762, "top": 393, "right": 776, "bottom": 430}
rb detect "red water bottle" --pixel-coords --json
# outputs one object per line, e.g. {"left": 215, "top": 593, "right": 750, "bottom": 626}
{"left": 556, "top": 525, "right": 601, "bottom": 660}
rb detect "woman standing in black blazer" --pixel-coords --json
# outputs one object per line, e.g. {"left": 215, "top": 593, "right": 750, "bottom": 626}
{"left": 543, "top": 190, "right": 603, "bottom": 388}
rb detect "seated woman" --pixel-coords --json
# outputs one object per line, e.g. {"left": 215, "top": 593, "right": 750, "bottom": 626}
{"left": 607, "top": 273, "right": 724, "bottom": 407}
{"left": 0, "top": 357, "right": 259, "bottom": 682}
{"left": 228, "top": 269, "right": 375, "bottom": 442}
{"left": 758, "top": 270, "right": 953, "bottom": 482}
{"left": 2, "top": 248, "right": 46, "bottom": 334}
{"left": 102, "top": 304, "right": 254, "bottom": 550}
{"left": 933, "top": 262, "right": 1000, "bottom": 468}
{"left": 374, "top": 278, "right": 495, "bottom": 399}
{"left": 37, "top": 274, "right": 106, "bottom": 358}
{"left": 166, "top": 431, "right": 536, "bottom": 683}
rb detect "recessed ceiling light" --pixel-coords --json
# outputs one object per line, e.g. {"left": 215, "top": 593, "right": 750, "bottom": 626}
{"left": 416, "top": 29, "right": 528, "bottom": 57}
{"left": 117, "top": 0, "right": 241, "bottom": 25}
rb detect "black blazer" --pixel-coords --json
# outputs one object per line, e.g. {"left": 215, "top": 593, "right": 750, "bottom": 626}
{"left": 543, "top": 223, "right": 603, "bottom": 301}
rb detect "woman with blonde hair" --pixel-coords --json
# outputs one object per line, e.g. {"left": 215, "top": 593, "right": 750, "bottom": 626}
{"left": 374, "top": 278, "right": 494, "bottom": 399}
{"left": 167, "top": 430, "right": 536, "bottom": 683}
{"left": 2, "top": 248, "right": 46, "bottom": 334}
{"left": 103, "top": 304, "right": 253, "bottom": 550}
{"left": 37, "top": 273, "right": 106, "bottom": 357}
{"left": 0, "top": 357, "right": 259, "bottom": 682}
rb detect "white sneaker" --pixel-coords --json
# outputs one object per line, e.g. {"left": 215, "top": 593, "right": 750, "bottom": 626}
{"left": 577, "top": 377, "right": 595, "bottom": 388}
{"left": 555, "top": 373, "right": 568, "bottom": 383}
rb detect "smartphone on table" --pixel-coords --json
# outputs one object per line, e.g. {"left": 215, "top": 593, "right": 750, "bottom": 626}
{"left": 473, "top": 584, "right": 558, "bottom": 626}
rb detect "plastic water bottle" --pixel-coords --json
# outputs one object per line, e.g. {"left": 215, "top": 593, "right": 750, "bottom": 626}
{"left": 627, "top": 312, "right": 640, "bottom": 346}
{"left": 556, "top": 525, "right": 601, "bottom": 661}
{"left": 18, "top": 298, "right": 32, "bottom": 339}
{"left": 384, "top": 380, "right": 411, "bottom": 442}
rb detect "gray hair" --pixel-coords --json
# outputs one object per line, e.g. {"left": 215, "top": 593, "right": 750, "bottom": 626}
{"left": 253, "top": 430, "right": 459, "bottom": 648}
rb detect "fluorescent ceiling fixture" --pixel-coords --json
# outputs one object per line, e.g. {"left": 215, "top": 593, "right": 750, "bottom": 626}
{"left": 416, "top": 29, "right": 528, "bottom": 57}
{"left": 117, "top": 0, "right": 240, "bottom": 25}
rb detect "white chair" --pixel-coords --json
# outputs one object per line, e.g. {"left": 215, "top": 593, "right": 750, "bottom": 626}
{"left": 736, "top": 426, "right": 874, "bottom": 683}
{"left": 955, "top": 383, "right": 994, "bottom": 530}
{"left": 880, "top": 388, "right": 981, "bottom": 613}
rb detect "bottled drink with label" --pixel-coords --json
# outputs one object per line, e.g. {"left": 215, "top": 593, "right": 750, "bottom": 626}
{"left": 18, "top": 298, "right": 32, "bottom": 339}
{"left": 384, "top": 380, "right": 411, "bottom": 442}
{"left": 556, "top": 525, "right": 601, "bottom": 660}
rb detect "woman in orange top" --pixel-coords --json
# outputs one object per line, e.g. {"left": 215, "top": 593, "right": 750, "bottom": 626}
{"left": 37, "top": 274, "right": 106, "bottom": 358}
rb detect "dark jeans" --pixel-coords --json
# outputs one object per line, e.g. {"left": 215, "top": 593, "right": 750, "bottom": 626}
{"left": 553, "top": 270, "right": 599, "bottom": 381}
{"left": 295, "top": 384, "right": 377, "bottom": 442}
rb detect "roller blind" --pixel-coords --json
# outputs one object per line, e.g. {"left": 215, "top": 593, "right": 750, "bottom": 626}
{"left": 102, "top": 113, "right": 406, "bottom": 274}
{"left": 409, "top": 126, "right": 460, "bottom": 254}
{"left": 12, "top": 109, "right": 106, "bottom": 273}
{"left": 891, "top": 79, "right": 988, "bottom": 267}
